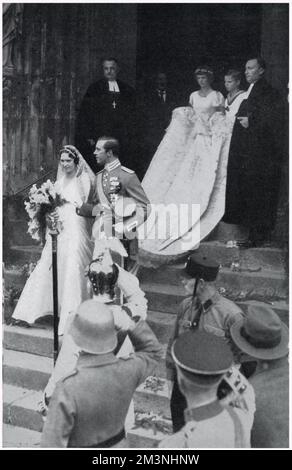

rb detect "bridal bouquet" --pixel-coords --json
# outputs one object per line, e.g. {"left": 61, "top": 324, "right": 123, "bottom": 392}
{"left": 25, "top": 180, "right": 67, "bottom": 243}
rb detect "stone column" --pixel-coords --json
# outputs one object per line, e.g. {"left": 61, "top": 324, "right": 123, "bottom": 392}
{"left": 261, "top": 4, "right": 289, "bottom": 247}
{"left": 261, "top": 4, "right": 289, "bottom": 96}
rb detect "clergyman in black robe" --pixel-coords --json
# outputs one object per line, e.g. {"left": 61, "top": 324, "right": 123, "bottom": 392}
{"left": 223, "top": 57, "right": 285, "bottom": 245}
{"left": 75, "top": 58, "right": 137, "bottom": 174}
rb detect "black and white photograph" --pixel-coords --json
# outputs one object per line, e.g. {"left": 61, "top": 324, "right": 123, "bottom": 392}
{"left": 2, "top": 1, "right": 289, "bottom": 450}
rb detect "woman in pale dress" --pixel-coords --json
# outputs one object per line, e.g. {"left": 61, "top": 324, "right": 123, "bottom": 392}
{"left": 138, "top": 66, "right": 235, "bottom": 265}
{"left": 12, "top": 146, "right": 95, "bottom": 335}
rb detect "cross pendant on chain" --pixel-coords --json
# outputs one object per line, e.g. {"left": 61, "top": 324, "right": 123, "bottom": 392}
{"left": 112, "top": 100, "right": 116, "bottom": 109}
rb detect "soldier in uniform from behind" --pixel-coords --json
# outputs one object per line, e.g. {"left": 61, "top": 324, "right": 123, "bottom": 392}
{"left": 41, "top": 299, "right": 163, "bottom": 448}
{"left": 77, "top": 136, "right": 150, "bottom": 269}
{"left": 166, "top": 253, "right": 245, "bottom": 432}
{"left": 160, "top": 330, "right": 255, "bottom": 448}
{"left": 41, "top": 248, "right": 148, "bottom": 428}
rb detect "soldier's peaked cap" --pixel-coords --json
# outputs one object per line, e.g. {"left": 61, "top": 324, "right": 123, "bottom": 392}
{"left": 172, "top": 330, "right": 233, "bottom": 376}
{"left": 183, "top": 253, "right": 219, "bottom": 281}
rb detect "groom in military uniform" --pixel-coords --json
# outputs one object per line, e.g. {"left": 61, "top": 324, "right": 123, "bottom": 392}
{"left": 77, "top": 136, "right": 150, "bottom": 265}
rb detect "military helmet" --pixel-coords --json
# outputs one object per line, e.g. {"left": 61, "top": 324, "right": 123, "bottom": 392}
{"left": 69, "top": 300, "right": 117, "bottom": 354}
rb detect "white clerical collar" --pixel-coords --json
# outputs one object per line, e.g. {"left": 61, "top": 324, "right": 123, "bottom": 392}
{"left": 105, "top": 158, "right": 121, "bottom": 172}
{"left": 246, "top": 83, "right": 255, "bottom": 98}
{"left": 108, "top": 80, "right": 120, "bottom": 92}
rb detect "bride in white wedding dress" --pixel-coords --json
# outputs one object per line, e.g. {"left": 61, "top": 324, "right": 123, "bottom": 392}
{"left": 138, "top": 66, "right": 243, "bottom": 264}
{"left": 12, "top": 146, "right": 95, "bottom": 335}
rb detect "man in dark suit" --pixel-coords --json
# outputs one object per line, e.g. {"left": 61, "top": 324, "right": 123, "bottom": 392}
{"left": 230, "top": 303, "right": 289, "bottom": 448}
{"left": 223, "top": 57, "right": 284, "bottom": 245}
{"left": 140, "top": 72, "right": 177, "bottom": 177}
{"left": 75, "top": 58, "right": 137, "bottom": 173}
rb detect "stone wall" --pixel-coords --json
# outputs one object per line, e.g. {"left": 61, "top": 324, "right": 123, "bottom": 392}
{"left": 3, "top": 4, "right": 137, "bottom": 195}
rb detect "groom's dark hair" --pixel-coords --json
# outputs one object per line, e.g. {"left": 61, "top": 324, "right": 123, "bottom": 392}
{"left": 100, "top": 136, "right": 120, "bottom": 157}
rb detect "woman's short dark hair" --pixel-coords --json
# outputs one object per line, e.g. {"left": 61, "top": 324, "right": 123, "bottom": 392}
{"left": 225, "top": 69, "right": 242, "bottom": 82}
{"left": 87, "top": 261, "right": 119, "bottom": 298}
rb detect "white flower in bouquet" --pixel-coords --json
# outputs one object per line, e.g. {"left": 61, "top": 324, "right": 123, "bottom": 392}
{"left": 28, "top": 218, "right": 41, "bottom": 241}
{"left": 25, "top": 179, "right": 67, "bottom": 244}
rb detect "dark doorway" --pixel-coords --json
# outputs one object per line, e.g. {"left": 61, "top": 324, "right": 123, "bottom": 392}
{"left": 136, "top": 3, "right": 262, "bottom": 101}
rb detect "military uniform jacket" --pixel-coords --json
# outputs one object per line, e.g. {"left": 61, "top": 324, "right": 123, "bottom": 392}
{"left": 159, "top": 398, "right": 254, "bottom": 448}
{"left": 41, "top": 320, "right": 163, "bottom": 448}
{"left": 166, "top": 292, "right": 244, "bottom": 381}
{"left": 78, "top": 158, "right": 150, "bottom": 234}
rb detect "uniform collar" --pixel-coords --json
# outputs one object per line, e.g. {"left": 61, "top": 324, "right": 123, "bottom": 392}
{"left": 184, "top": 400, "right": 223, "bottom": 422}
{"left": 195, "top": 291, "right": 220, "bottom": 313}
{"left": 105, "top": 158, "right": 121, "bottom": 173}
{"left": 77, "top": 352, "right": 118, "bottom": 369}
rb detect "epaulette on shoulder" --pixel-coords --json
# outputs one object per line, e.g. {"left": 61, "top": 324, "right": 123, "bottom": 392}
{"left": 61, "top": 368, "right": 78, "bottom": 382}
{"left": 121, "top": 166, "right": 134, "bottom": 174}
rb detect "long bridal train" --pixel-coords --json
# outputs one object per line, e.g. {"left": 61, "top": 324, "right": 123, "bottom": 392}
{"left": 138, "top": 97, "right": 238, "bottom": 266}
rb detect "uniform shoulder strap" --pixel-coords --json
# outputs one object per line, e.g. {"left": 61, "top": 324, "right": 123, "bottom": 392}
{"left": 121, "top": 166, "right": 134, "bottom": 174}
{"left": 226, "top": 407, "right": 246, "bottom": 448}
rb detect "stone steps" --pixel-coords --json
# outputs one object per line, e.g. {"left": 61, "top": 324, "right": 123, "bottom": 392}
{"left": 3, "top": 349, "right": 53, "bottom": 391}
{"left": 139, "top": 265, "right": 287, "bottom": 293}
{"left": 3, "top": 239, "right": 288, "bottom": 448}
{"left": 3, "top": 381, "right": 171, "bottom": 434}
{"left": 4, "top": 325, "right": 54, "bottom": 358}
{"left": 3, "top": 327, "right": 169, "bottom": 382}
{"left": 144, "top": 283, "right": 289, "bottom": 317}
{"left": 3, "top": 384, "right": 44, "bottom": 433}
{"left": 9, "top": 244, "right": 42, "bottom": 263}
{"left": 191, "top": 241, "right": 286, "bottom": 271}
{"left": 4, "top": 293, "right": 289, "bottom": 368}
{"left": 3, "top": 424, "right": 41, "bottom": 448}
{"left": 134, "top": 377, "right": 170, "bottom": 419}
{"left": 3, "top": 324, "right": 171, "bottom": 445}
{"left": 9, "top": 241, "right": 286, "bottom": 271}
{"left": 127, "top": 420, "right": 172, "bottom": 448}
{"left": 4, "top": 313, "right": 176, "bottom": 357}
{"left": 3, "top": 357, "right": 170, "bottom": 447}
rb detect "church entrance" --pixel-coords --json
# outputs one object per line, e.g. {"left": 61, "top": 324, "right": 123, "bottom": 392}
{"left": 136, "top": 3, "right": 262, "bottom": 100}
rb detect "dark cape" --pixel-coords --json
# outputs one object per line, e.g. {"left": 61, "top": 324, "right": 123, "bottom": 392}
{"left": 75, "top": 79, "right": 137, "bottom": 173}
{"left": 223, "top": 78, "right": 285, "bottom": 240}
